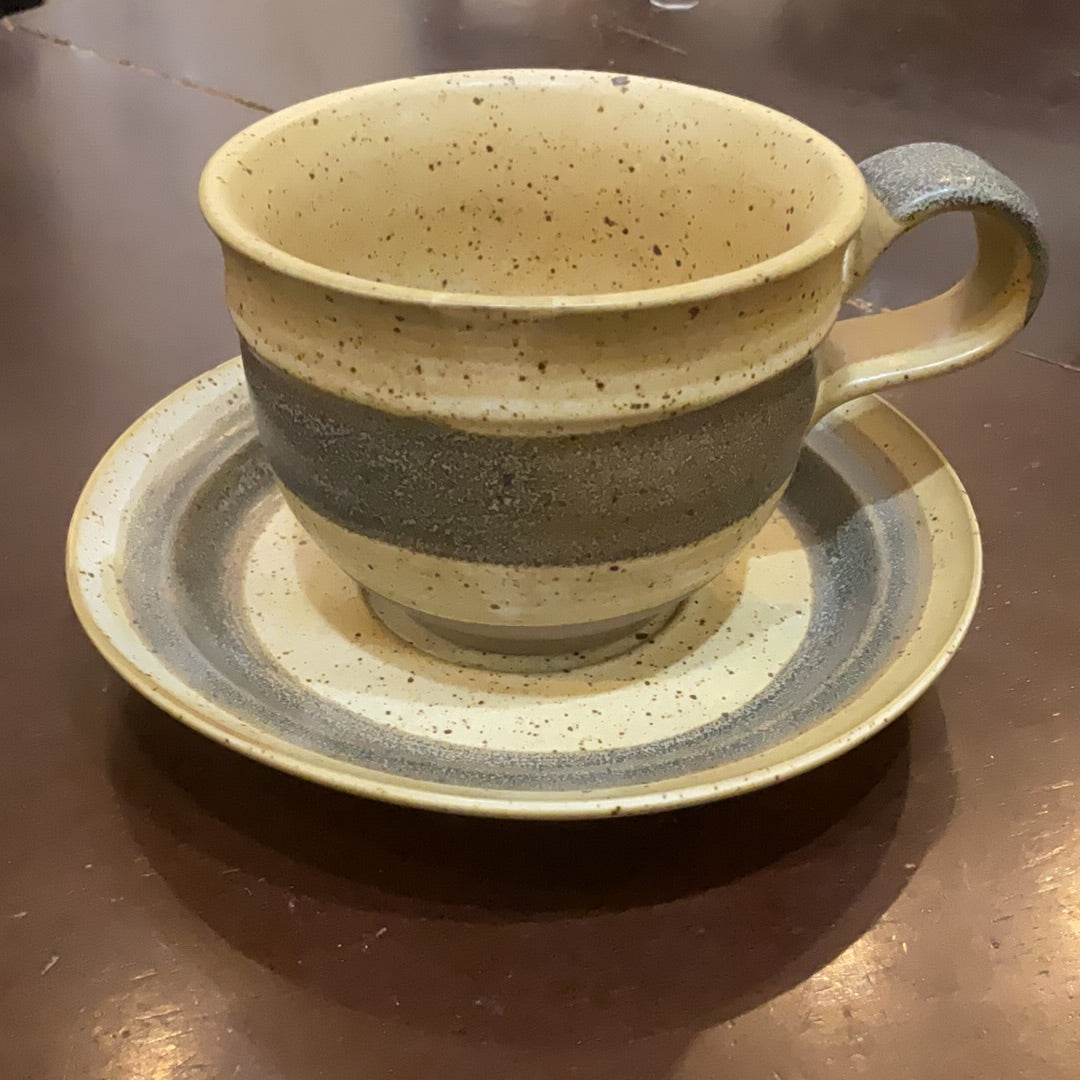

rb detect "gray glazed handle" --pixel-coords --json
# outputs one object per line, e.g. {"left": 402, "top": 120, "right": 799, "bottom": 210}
{"left": 814, "top": 142, "right": 1048, "bottom": 422}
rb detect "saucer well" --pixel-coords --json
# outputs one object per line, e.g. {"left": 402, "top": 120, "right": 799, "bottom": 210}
{"left": 67, "top": 358, "right": 980, "bottom": 818}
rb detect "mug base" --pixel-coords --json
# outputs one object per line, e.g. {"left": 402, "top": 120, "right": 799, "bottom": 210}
{"left": 365, "top": 591, "right": 687, "bottom": 673}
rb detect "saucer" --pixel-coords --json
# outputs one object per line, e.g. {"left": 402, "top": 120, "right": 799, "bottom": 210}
{"left": 67, "top": 358, "right": 980, "bottom": 818}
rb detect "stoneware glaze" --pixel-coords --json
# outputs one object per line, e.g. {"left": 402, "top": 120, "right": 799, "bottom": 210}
{"left": 198, "top": 70, "right": 1045, "bottom": 662}
{"left": 67, "top": 358, "right": 979, "bottom": 818}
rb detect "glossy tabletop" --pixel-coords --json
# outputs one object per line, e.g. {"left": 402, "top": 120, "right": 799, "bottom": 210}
{"left": 1, "top": 2, "right": 1078, "bottom": 1077}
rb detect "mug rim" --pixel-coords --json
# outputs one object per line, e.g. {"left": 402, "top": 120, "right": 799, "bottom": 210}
{"left": 200, "top": 69, "right": 867, "bottom": 314}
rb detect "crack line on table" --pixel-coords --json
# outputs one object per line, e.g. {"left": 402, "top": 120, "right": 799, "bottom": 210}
{"left": 4, "top": 19, "right": 274, "bottom": 114}
{"left": 843, "top": 300, "right": 1078, "bottom": 375}
{"left": 1012, "top": 348, "right": 1080, "bottom": 374}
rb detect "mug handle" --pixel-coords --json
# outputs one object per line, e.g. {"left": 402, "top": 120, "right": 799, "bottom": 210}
{"left": 812, "top": 142, "right": 1048, "bottom": 425}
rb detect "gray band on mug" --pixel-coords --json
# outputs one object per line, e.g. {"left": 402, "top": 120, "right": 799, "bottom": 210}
{"left": 242, "top": 342, "right": 816, "bottom": 567}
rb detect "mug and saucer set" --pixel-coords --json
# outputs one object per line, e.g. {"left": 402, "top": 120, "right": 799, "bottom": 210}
{"left": 67, "top": 70, "right": 1046, "bottom": 818}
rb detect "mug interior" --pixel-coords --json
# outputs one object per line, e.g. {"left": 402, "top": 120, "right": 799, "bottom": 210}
{"left": 203, "top": 70, "right": 861, "bottom": 299}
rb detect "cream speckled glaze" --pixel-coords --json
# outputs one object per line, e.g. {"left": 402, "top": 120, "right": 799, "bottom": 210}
{"left": 199, "top": 70, "right": 1046, "bottom": 661}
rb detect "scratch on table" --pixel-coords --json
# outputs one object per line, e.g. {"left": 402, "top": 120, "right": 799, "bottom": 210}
{"left": 959, "top": 858, "right": 973, "bottom": 892}
{"left": 141, "top": 1028, "right": 194, "bottom": 1047}
{"left": 1014, "top": 348, "right": 1080, "bottom": 374}
{"left": 844, "top": 297, "right": 890, "bottom": 315}
{"left": 135, "top": 1005, "right": 183, "bottom": 1021}
{"left": 613, "top": 24, "right": 688, "bottom": 55}
{"left": 7, "top": 22, "right": 274, "bottom": 114}
{"left": 1024, "top": 844, "right": 1067, "bottom": 869}
{"left": 41, "top": 955, "right": 60, "bottom": 975}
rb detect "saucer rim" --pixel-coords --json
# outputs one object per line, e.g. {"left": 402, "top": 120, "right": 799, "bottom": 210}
{"left": 66, "top": 358, "right": 981, "bottom": 819}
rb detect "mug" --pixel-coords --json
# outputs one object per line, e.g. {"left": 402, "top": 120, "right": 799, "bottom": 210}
{"left": 200, "top": 69, "right": 1046, "bottom": 663}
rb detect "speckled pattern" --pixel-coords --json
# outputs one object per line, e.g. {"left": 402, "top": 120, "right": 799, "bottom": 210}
{"left": 199, "top": 71, "right": 874, "bottom": 649}
{"left": 201, "top": 71, "right": 863, "bottom": 437}
{"left": 281, "top": 485, "right": 783, "bottom": 634}
{"left": 200, "top": 73, "right": 1044, "bottom": 656}
{"left": 859, "top": 142, "right": 1048, "bottom": 318}
{"left": 242, "top": 341, "right": 816, "bottom": 565}
{"left": 208, "top": 72, "right": 851, "bottom": 297}
{"left": 66, "top": 360, "right": 982, "bottom": 816}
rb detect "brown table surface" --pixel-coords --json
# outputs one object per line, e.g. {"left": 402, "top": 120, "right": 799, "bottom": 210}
{"left": 2, "top": 1, "right": 1078, "bottom": 1077}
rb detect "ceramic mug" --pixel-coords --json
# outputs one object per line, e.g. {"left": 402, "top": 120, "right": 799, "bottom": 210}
{"left": 200, "top": 70, "right": 1046, "bottom": 662}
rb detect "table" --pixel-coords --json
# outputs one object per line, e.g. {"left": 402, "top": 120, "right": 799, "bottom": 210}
{"left": 2, "top": 2, "right": 1077, "bottom": 1076}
